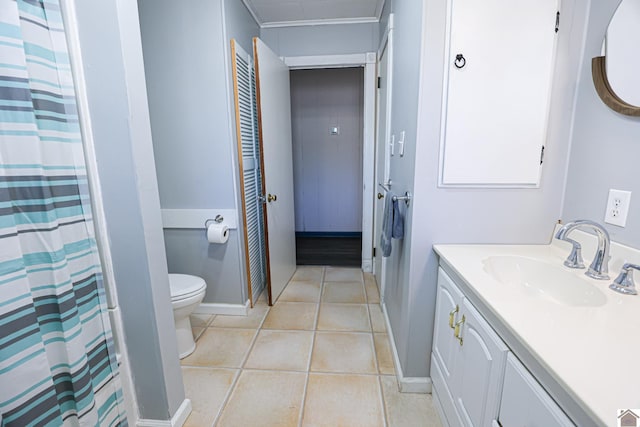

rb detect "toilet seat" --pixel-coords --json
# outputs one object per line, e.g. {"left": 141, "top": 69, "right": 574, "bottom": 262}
{"left": 169, "top": 274, "right": 206, "bottom": 301}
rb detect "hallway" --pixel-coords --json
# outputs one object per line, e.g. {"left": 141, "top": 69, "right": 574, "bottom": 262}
{"left": 180, "top": 267, "right": 442, "bottom": 426}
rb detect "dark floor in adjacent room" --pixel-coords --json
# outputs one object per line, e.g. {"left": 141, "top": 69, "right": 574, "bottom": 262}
{"left": 296, "top": 235, "right": 362, "bottom": 267}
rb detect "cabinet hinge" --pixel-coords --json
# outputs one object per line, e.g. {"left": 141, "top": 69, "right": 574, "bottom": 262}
{"left": 377, "top": 77, "right": 381, "bottom": 89}
{"left": 555, "top": 11, "right": 560, "bottom": 33}
{"left": 372, "top": 247, "right": 376, "bottom": 257}
{"left": 540, "top": 146, "right": 545, "bottom": 165}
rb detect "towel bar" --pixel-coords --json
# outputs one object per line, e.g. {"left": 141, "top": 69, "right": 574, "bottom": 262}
{"left": 378, "top": 183, "right": 411, "bottom": 206}
{"left": 392, "top": 191, "right": 412, "bottom": 206}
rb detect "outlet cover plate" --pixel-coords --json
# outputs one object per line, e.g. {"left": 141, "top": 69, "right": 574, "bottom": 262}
{"left": 604, "top": 189, "right": 632, "bottom": 227}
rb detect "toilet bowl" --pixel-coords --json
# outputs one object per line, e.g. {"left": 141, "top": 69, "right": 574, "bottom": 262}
{"left": 169, "top": 274, "right": 207, "bottom": 359}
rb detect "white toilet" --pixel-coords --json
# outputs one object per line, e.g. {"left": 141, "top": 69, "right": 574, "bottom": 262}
{"left": 169, "top": 274, "right": 207, "bottom": 359}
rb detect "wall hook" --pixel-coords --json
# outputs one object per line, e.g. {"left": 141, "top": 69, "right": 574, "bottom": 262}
{"left": 454, "top": 54, "right": 466, "bottom": 69}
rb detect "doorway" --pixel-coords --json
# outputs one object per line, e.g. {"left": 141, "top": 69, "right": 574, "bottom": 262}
{"left": 290, "top": 68, "right": 364, "bottom": 267}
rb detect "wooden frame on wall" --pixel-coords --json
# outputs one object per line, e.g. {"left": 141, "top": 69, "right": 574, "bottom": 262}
{"left": 592, "top": 56, "right": 640, "bottom": 117}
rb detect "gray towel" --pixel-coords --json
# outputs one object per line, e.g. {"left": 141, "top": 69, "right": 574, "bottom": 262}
{"left": 380, "top": 193, "right": 393, "bottom": 257}
{"left": 392, "top": 198, "right": 404, "bottom": 239}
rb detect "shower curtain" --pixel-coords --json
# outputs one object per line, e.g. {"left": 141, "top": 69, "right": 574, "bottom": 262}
{"left": 0, "top": 1, "right": 126, "bottom": 426}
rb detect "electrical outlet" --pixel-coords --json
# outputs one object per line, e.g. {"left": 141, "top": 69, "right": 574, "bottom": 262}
{"left": 604, "top": 189, "right": 632, "bottom": 227}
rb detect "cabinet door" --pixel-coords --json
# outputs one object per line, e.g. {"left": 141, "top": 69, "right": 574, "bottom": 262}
{"left": 433, "top": 268, "right": 465, "bottom": 384}
{"left": 454, "top": 298, "right": 508, "bottom": 427}
{"left": 440, "top": 0, "right": 559, "bottom": 187}
{"left": 499, "top": 353, "right": 574, "bottom": 426}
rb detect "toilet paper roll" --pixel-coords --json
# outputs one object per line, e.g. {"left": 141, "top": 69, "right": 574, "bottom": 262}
{"left": 206, "top": 223, "right": 229, "bottom": 244}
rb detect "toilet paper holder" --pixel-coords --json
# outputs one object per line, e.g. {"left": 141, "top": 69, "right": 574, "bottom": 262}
{"left": 204, "top": 215, "right": 224, "bottom": 228}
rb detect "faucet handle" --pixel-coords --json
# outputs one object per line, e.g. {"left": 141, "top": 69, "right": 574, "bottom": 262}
{"left": 609, "top": 263, "right": 640, "bottom": 295}
{"left": 562, "top": 238, "right": 585, "bottom": 269}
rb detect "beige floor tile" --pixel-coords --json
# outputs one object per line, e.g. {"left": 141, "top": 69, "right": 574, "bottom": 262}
{"left": 262, "top": 302, "right": 318, "bottom": 330}
{"left": 182, "top": 367, "right": 236, "bottom": 427}
{"left": 279, "top": 280, "right": 322, "bottom": 302}
{"left": 380, "top": 375, "right": 442, "bottom": 427}
{"left": 244, "top": 330, "right": 313, "bottom": 371}
{"left": 374, "top": 333, "right": 395, "bottom": 374}
{"left": 302, "top": 373, "right": 384, "bottom": 427}
{"left": 317, "top": 304, "right": 371, "bottom": 332}
{"left": 217, "top": 370, "right": 306, "bottom": 427}
{"left": 325, "top": 267, "right": 363, "bottom": 282}
{"left": 255, "top": 290, "right": 269, "bottom": 306}
{"left": 292, "top": 266, "right": 324, "bottom": 283}
{"left": 311, "top": 332, "right": 376, "bottom": 374}
{"left": 322, "top": 281, "right": 366, "bottom": 303}
{"left": 190, "top": 314, "right": 214, "bottom": 328}
{"left": 181, "top": 328, "right": 256, "bottom": 368}
{"left": 191, "top": 326, "right": 205, "bottom": 342}
{"left": 369, "top": 304, "right": 387, "bottom": 333}
{"left": 210, "top": 305, "right": 269, "bottom": 329}
{"left": 364, "top": 274, "right": 381, "bottom": 303}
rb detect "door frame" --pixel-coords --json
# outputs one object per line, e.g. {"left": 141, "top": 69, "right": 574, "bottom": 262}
{"left": 283, "top": 53, "right": 377, "bottom": 273}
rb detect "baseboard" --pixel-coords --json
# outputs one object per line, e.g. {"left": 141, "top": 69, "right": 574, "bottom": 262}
{"left": 137, "top": 399, "right": 192, "bottom": 427}
{"left": 295, "top": 231, "right": 362, "bottom": 238}
{"left": 381, "top": 302, "right": 432, "bottom": 394}
{"left": 194, "top": 300, "right": 250, "bottom": 316}
{"left": 432, "top": 387, "right": 449, "bottom": 427}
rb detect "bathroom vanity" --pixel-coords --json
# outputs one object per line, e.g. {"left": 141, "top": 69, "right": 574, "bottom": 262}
{"left": 432, "top": 229, "right": 640, "bottom": 427}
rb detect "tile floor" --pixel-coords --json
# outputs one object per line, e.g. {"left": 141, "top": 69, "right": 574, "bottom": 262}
{"left": 181, "top": 266, "right": 442, "bottom": 427}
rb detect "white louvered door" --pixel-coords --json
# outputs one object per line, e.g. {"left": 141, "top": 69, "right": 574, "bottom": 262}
{"left": 231, "top": 39, "right": 267, "bottom": 307}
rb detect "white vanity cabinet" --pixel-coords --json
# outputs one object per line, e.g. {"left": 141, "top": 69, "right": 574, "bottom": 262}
{"left": 433, "top": 266, "right": 575, "bottom": 427}
{"left": 432, "top": 267, "right": 508, "bottom": 427}
{"left": 498, "top": 353, "right": 574, "bottom": 426}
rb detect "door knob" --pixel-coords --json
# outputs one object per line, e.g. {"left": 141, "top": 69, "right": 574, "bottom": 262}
{"left": 267, "top": 194, "right": 277, "bottom": 202}
{"left": 377, "top": 192, "right": 384, "bottom": 200}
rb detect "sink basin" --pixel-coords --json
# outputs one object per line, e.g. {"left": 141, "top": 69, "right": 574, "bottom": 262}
{"left": 482, "top": 256, "right": 607, "bottom": 307}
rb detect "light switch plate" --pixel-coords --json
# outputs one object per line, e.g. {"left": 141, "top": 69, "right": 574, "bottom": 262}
{"left": 604, "top": 189, "right": 632, "bottom": 227}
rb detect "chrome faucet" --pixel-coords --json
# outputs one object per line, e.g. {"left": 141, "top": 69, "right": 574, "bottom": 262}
{"left": 555, "top": 220, "right": 611, "bottom": 280}
{"left": 609, "top": 263, "right": 640, "bottom": 295}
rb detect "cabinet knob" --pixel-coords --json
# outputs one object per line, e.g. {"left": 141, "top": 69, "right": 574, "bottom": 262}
{"left": 454, "top": 315, "right": 466, "bottom": 346}
{"left": 448, "top": 305, "right": 459, "bottom": 329}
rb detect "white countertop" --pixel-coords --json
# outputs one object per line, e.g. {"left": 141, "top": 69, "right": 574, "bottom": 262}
{"left": 433, "top": 231, "right": 640, "bottom": 427}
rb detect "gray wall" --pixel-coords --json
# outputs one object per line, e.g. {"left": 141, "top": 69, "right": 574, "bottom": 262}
{"left": 376, "top": 0, "right": 424, "bottom": 381}
{"left": 290, "top": 68, "right": 364, "bottom": 233}
{"left": 138, "top": 0, "right": 259, "bottom": 304}
{"left": 261, "top": 23, "right": 379, "bottom": 56}
{"left": 382, "top": 0, "right": 589, "bottom": 377}
{"left": 72, "top": 0, "right": 185, "bottom": 419}
{"left": 164, "top": 229, "right": 244, "bottom": 302}
{"left": 562, "top": 0, "right": 640, "bottom": 245}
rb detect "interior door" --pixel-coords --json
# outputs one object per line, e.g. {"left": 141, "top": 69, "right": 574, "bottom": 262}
{"left": 230, "top": 39, "right": 267, "bottom": 307}
{"left": 374, "top": 34, "right": 392, "bottom": 300}
{"left": 253, "top": 37, "right": 297, "bottom": 304}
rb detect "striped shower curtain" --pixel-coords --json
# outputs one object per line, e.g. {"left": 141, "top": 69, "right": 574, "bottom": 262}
{"left": 0, "top": 1, "right": 126, "bottom": 426}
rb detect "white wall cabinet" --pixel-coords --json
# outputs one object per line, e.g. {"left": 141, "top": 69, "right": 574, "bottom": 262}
{"left": 432, "top": 267, "right": 508, "bottom": 427}
{"left": 439, "top": 0, "right": 560, "bottom": 187}
{"left": 432, "top": 266, "right": 574, "bottom": 427}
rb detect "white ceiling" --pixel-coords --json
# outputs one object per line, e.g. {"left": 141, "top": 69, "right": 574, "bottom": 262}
{"left": 242, "top": 0, "right": 386, "bottom": 28}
